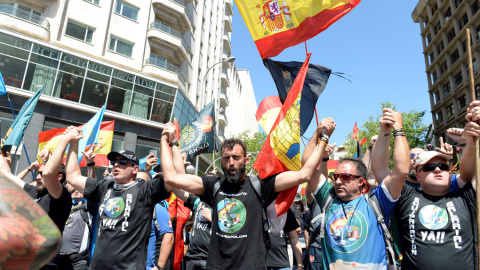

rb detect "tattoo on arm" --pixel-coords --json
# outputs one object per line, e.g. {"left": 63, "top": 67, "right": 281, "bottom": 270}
{"left": 0, "top": 177, "right": 61, "bottom": 270}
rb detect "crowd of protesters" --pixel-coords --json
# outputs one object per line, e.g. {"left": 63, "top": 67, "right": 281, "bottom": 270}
{"left": 1, "top": 100, "right": 480, "bottom": 270}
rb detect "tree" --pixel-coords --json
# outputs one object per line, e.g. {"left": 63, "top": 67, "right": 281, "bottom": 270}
{"left": 233, "top": 131, "right": 267, "bottom": 174}
{"left": 344, "top": 102, "right": 428, "bottom": 159}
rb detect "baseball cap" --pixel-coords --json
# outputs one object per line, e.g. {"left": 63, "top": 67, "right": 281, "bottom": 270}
{"left": 414, "top": 151, "right": 450, "bottom": 168}
{"left": 107, "top": 150, "right": 139, "bottom": 165}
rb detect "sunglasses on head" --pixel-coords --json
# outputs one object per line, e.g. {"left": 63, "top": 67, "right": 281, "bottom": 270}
{"left": 420, "top": 163, "right": 450, "bottom": 172}
{"left": 410, "top": 153, "right": 418, "bottom": 159}
{"left": 110, "top": 158, "right": 133, "bottom": 166}
{"left": 332, "top": 173, "right": 361, "bottom": 181}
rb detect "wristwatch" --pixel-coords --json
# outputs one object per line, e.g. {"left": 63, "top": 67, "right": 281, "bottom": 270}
{"left": 155, "top": 263, "right": 166, "bottom": 270}
{"left": 169, "top": 140, "right": 179, "bottom": 147}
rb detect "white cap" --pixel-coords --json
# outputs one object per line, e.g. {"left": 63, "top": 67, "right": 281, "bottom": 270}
{"left": 414, "top": 151, "right": 450, "bottom": 167}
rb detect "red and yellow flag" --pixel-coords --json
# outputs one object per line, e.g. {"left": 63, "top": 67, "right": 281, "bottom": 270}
{"left": 253, "top": 53, "right": 311, "bottom": 218}
{"left": 37, "top": 121, "right": 114, "bottom": 167}
{"left": 167, "top": 193, "right": 190, "bottom": 270}
{"left": 236, "top": 0, "right": 361, "bottom": 59}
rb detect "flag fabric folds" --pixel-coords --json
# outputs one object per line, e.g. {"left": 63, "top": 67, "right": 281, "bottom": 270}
{"left": 235, "top": 0, "right": 361, "bottom": 59}
{"left": 166, "top": 193, "right": 190, "bottom": 270}
{"left": 38, "top": 121, "right": 114, "bottom": 167}
{"left": 77, "top": 104, "right": 106, "bottom": 163}
{"left": 2, "top": 86, "right": 44, "bottom": 151}
{"left": 350, "top": 121, "right": 358, "bottom": 140}
{"left": 263, "top": 58, "right": 331, "bottom": 135}
{"left": 0, "top": 71, "right": 7, "bottom": 96}
{"left": 254, "top": 53, "right": 311, "bottom": 222}
{"left": 255, "top": 95, "right": 282, "bottom": 134}
{"left": 179, "top": 101, "right": 215, "bottom": 160}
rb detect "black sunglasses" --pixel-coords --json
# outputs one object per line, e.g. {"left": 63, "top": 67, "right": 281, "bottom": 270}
{"left": 332, "top": 173, "right": 361, "bottom": 181}
{"left": 110, "top": 158, "right": 133, "bottom": 166}
{"left": 420, "top": 163, "right": 450, "bottom": 172}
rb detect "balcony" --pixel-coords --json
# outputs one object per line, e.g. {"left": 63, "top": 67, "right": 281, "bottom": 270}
{"left": 0, "top": 5, "right": 50, "bottom": 41}
{"left": 143, "top": 56, "right": 188, "bottom": 92}
{"left": 148, "top": 22, "right": 191, "bottom": 61}
{"left": 224, "top": 15, "right": 232, "bottom": 32}
{"left": 223, "top": 32, "right": 231, "bottom": 51}
{"left": 225, "top": 0, "right": 233, "bottom": 16}
{"left": 221, "top": 69, "right": 230, "bottom": 88}
{"left": 152, "top": 0, "right": 194, "bottom": 31}
{"left": 220, "top": 88, "right": 229, "bottom": 106}
{"left": 219, "top": 109, "right": 228, "bottom": 126}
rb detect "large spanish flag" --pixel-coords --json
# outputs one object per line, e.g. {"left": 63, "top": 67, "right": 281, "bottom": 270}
{"left": 236, "top": 0, "right": 361, "bottom": 59}
{"left": 37, "top": 121, "right": 114, "bottom": 167}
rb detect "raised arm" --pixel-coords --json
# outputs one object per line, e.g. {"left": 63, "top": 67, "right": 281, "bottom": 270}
{"left": 82, "top": 148, "right": 97, "bottom": 179}
{"left": 64, "top": 126, "right": 88, "bottom": 193}
{"left": 319, "top": 142, "right": 336, "bottom": 181}
{"left": 0, "top": 152, "right": 27, "bottom": 188}
{"left": 0, "top": 175, "right": 61, "bottom": 269}
{"left": 161, "top": 122, "right": 204, "bottom": 195}
{"left": 362, "top": 135, "right": 378, "bottom": 178}
{"left": 371, "top": 108, "right": 410, "bottom": 199}
{"left": 459, "top": 101, "right": 480, "bottom": 187}
{"left": 276, "top": 118, "right": 335, "bottom": 192}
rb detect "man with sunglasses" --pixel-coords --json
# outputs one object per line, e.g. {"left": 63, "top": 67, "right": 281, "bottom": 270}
{"left": 372, "top": 101, "right": 480, "bottom": 270}
{"left": 303, "top": 108, "right": 410, "bottom": 269}
{"left": 58, "top": 126, "right": 173, "bottom": 270}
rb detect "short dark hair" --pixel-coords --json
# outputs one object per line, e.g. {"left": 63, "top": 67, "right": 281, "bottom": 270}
{"left": 221, "top": 138, "right": 247, "bottom": 156}
{"left": 137, "top": 169, "right": 152, "bottom": 181}
{"left": 337, "top": 158, "right": 368, "bottom": 179}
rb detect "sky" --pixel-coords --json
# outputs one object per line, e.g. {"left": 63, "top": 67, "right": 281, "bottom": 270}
{"left": 230, "top": 1, "right": 431, "bottom": 147}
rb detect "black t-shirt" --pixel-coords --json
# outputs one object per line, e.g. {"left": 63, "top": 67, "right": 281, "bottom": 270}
{"left": 83, "top": 177, "right": 170, "bottom": 270}
{"left": 24, "top": 184, "right": 72, "bottom": 233}
{"left": 395, "top": 182, "right": 476, "bottom": 270}
{"left": 184, "top": 194, "right": 211, "bottom": 260}
{"left": 267, "top": 209, "right": 300, "bottom": 268}
{"left": 200, "top": 175, "right": 277, "bottom": 270}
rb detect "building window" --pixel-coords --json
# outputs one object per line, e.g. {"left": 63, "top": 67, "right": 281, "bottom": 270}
{"left": 443, "top": 82, "right": 450, "bottom": 96}
{"left": 0, "top": 3, "right": 43, "bottom": 25}
{"left": 447, "top": 28, "right": 456, "bottom": 43}
{"left": 454, "top": 0, "right": 462, "bottom": 8}
{"left": 437, "top": 111, "right": 443, "bottom": 123}
{"left": 454, "top": 71, "right": 463, "bottom": 87}
{"left": 437, "top": 41, "right": 444, "bottom": 54}
{"left": 426, "top": 34, "right": 431, "bottom": 46}
{"left": 109, "top": 36, "right": 133, "bottom": 57}
{"left": 457, "top": 95, "right": 466, "bottom": 109}
{"left": 115, "top": 0, "right": 138, "bottom": 21}
{"left": 431, "top": 71, "right": 437, "bottom": 83}
{"left": 451, "top": 50, "right": 459, "bottom": 64}
{"left": 440, "top": 61, "right": 448, "bottom": 74}
{"left": 85, "top": 0, "right": 100, "bottom": 4}
{"left": 432, "top": 3, "right": 438, "bottom": 14}
{"left": 434, "top": 22, "right": 441, "bottom": 35}
{"left": 429, "top": 53, "right": 435, "bottom": 65}
{"left": 434, "top": 91, "right": 440, "bottom": 104}
{"left": 65, "top": 20, "right": 94, "bottom": 43}
{"left": 473, "top": 1, "right": 479, "bottom": 14}
{"left": 458, "top": 14, "right": 468, "bottom": 29}
{"left": 446, "top": 103, "right": 454, "bottom": 118}
{"left": 444, "top": 8, "right": 451, "bottom": 22}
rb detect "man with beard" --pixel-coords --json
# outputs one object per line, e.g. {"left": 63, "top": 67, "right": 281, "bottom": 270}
{"left": 1, "top": 146, "right": 72, "bottom": 269}
{"left": 160, "top": 118, "right": 335, "bottom": 270}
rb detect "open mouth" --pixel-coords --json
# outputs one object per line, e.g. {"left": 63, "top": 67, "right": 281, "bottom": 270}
{"left": 229, "top": 167, "right": 236, "bottom": 174}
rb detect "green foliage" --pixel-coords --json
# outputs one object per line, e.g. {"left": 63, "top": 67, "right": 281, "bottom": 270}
{"left": 232, "top": 130, "right": 267, "bottom": 174}
{"left": 344, "top": 102, "right": 428, "bottom": 159}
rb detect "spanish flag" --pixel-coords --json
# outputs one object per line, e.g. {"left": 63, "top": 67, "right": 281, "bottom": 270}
{"left": 236, "top": 0, "right": 361, "bottom": 59}
{"left": 253, "top": 53, "right": 310, "bottom": 223}
{"left": 37, "top": 121, "right": 114, "bottom": 167}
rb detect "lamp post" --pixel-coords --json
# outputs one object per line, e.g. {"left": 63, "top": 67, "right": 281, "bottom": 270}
{"left": 195, "top": 56, "right": 236, "bottom": 175}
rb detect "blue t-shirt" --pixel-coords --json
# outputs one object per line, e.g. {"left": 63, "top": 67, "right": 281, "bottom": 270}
{"left": 314, "top": 181, "right": 397, "bottom": 270}
{"left": 146, "top": 203, "right": 173, "bottom": 270}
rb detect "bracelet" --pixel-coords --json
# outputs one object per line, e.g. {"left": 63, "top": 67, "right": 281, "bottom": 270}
{"left": 87, "top": 162, "right": 95, "bottom": 167}
{"left": 322, "top": 157, "right": 329, "bottom": 162}
{"left": 155, "top": 264, "right": 166, "bottom": 270}
{"left": 27, "top": 167, "right": 32, "bottom": 171}
{"left": 368, "top": 146, "right": 373, "bottom": 150}
{"left": 393, "top": 132, "right": 406, "bottom": 137}
{"left": 384, "top": 133, "right": 391, "bottom": 137}
{"left": 297, "top": 264, "right": 304, "bottom": 268}
{"left": 319, "top": 140, "right": 327, "bottom": 146}
{"left": 392, "top": 128, "right": 404, "bottom": 135}
{"left": 169, "top": 140, "right": 179, "bottom": 147}
{"left": 320, "top": 133, "right": 329, "bottom": 140}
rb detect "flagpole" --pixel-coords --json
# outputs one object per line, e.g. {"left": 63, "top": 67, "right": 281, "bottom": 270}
{"left": 5, "top": 93, "right": 34, "bottom": 179}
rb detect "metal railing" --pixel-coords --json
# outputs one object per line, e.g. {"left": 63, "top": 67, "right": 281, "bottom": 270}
{"left": 219, "top": 109, "right": 228, "bottom": 123}
{"left": 150, "top": 21, "right": 191, "bottom": 53}
{"left": 220, "top": 88, "right": 229, "bottom": 104}
{"left": 0, "top": 4, "right": 50, "bottom": 29}
{"left": 145, "top": 56, "right": 187, "bottom": 87}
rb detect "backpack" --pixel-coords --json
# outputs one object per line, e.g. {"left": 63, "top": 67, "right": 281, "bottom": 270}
{"left": 311, "top": 190, "right": 397, "bottom": 270}
{"left": 212, "top": 175, "right": 271, "bottom": 249}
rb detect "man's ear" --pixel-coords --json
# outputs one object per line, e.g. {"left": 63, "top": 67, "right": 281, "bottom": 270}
{"left": 245, "top": 153, "right": 250, "bottom": 165}
{"left": 133, "top": 165, "right": 139, "bottom": 175}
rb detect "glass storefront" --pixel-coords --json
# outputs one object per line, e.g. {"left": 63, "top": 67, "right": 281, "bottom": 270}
{"left": 0, "top": 31, "right": 177, "bottom": 124}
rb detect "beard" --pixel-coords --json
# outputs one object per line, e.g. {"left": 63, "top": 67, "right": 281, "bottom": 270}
{"left": 408, "top": 169, "right": 417, "bottom": 181}
{"left": 223, "top": 163, "right": 246, "bottom": 184}
{"left": 36, "top": 185, "right": 47, "bottom": 194}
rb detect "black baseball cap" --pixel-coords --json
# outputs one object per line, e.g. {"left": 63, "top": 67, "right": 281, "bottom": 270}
{"left": 107, "top": 150, "right": 139, "bottom": 165}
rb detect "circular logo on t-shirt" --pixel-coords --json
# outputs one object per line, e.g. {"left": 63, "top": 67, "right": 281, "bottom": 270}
{"left": 326, "top": 206, "right": 368, "bottom": 253}
{"left": 419, "top": 205, "right": 448, "bottom": 230}
{"left": 104, "top": 197, "right": 125, "bottom": 217}
{"left": 217, "top": 198, "right": 246, "bottom": 233}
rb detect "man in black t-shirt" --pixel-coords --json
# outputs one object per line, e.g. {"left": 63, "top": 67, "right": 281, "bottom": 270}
{"left": 160, "top": 118, "right": 335, "bottom": 270}
{"left": 3, "top": 146, "right": 72, "bottom": 270}
{"left": 58, "top": 126, "right": 173, "bottom": 270}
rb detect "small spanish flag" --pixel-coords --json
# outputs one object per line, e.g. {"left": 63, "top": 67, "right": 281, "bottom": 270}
{"left": 236, "top": 0, "right": 361, "bottom": 59}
